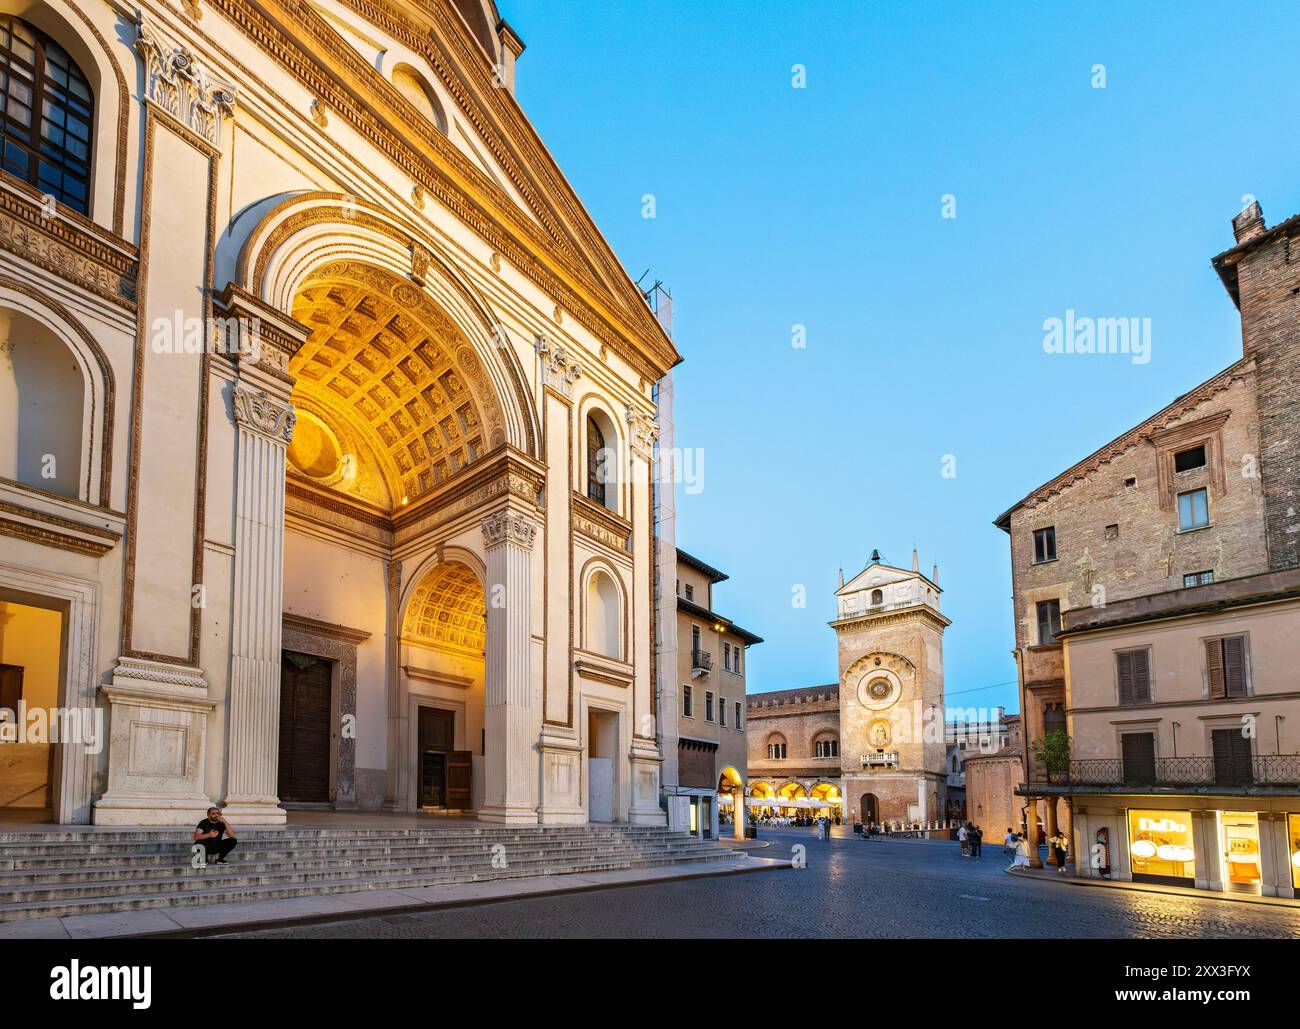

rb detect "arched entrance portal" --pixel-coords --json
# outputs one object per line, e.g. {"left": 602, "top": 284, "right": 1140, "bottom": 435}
{"left": 860, "top": 792, "right": 879, "bottom": 826}
{"left": 399, "top": 561, "right": 486, "bottom": 813}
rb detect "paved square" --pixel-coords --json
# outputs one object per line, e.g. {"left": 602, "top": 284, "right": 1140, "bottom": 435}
{"left": 220, "top": 830, "right": 1300, "bottom": 939}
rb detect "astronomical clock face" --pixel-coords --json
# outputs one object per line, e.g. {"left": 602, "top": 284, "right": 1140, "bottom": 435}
{"left": 847, "top": 653, "right": 909, "bottom": 712}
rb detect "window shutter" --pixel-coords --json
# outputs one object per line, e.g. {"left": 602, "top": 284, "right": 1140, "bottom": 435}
{"left": 1116, "top": 651, "right": 1135, "bottom": 705}
{"left": 1121, "top": 733, "right": 1156, "bottom": 784}
{"left": 1206, "top": 639, "right": 1226, "bottom": 699}
{"left": 1131, "top": 650, "right": 1151, "bottom": 704}
{"left": 1211, "top": 728, "right": 1252, "bottom": 786}
{"left": 1223, "top": 636, "right": 1247, "bottom": 698}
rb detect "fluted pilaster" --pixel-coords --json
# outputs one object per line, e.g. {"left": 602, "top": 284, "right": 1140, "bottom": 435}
{"left": 223, "top": 385, "right": 294, "bottom": 822}
{"left": 479, "top": 509, "right": 538, "bottom": 824}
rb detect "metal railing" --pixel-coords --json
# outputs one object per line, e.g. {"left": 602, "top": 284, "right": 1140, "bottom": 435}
{"left": 691, "top": 649, "right": 712, "bottom": 672}
{"left": 1028, "top": 754, "right": 1300, "bottom": 787}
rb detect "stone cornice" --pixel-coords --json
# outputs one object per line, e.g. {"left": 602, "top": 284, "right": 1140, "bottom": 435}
{"left": 829, "top": 605, "right": 951, "bottom": 634}
{"left": 283, "top": 611, "right": 372, "bottom": 645}
{"left": 0, "top": 179, "right": 137, "bottom": 308}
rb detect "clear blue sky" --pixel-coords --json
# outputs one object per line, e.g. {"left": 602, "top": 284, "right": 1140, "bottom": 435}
{"left": 507, "top": 0, "right": 1300, "bottom": 714}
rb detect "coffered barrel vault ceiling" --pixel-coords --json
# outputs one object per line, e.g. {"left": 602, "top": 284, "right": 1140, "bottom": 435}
{"left": 287, "top": 262, "right": 504, "bottom": 509}
{"left": 403, "top": 561, "right": 486, "bottom": 655}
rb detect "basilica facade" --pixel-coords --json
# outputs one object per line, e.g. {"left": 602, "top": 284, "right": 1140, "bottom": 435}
{"left": 746, "top": 552, "right": 951, "bottom": 825}
{"left": 0, "top": 0, "right": 679, "bottom": 826}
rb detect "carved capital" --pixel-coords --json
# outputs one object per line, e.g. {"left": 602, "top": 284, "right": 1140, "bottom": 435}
{"left": 233, "top": 386, "right": 295, "bottom": 444}
{"left": 481, "top": 511, "right": 538, "bottom": 551}
{"left": 135, "top": 14, "right": 236, "bottom": 147}
{"left": 626, "top": 405, "right": 660, "bottom": 459}
{"left": 536, "top": 333, "right": 582, "bottom": 397}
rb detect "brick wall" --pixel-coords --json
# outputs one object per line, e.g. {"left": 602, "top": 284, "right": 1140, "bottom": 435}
{"left": 1233, "top": 219, "right": 1300, "bottom": 570}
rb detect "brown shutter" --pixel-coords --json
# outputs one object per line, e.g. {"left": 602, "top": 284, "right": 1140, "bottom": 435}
{"left": 1206, "top": 639, "right": 1226, "bottom": 699}
{"left": 1131, "top": 649, "right": 1151, "bottom": 704}
{"left": 1223, "top": 636, "right": 1247, "bottom": 698}
{"left": 1116, "top": 651, "right": 1135, "bottom": 705}
{"left": 1211, "top": 728, "right": 1252, "bottom": 786}
{"left": 1121, "top": 732, "right": 1156, "bottom": 784}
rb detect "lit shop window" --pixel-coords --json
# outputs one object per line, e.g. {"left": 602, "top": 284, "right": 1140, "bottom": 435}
{"left": 1127, "top": 809, "right": 1195, "bottom": 884}
{"left": 1290, "top": 814, "right": 1300, "bottom": 891}
{"left": 1218, "top": 811, "right": 1262, "bottom": 891}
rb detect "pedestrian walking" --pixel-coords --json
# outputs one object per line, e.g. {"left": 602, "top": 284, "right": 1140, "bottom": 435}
{"left": 1051, "top": 830, "right": 1069, "bottom": 872}
{"left": 957, "top": 821, "right": 969, "bottom": 856}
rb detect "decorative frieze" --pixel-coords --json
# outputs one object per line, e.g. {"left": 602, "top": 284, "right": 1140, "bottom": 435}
{"left": 233, "top": 386, "right": 296, "bottom": 444}
{"left": 134, "top": 14, "right": 236, "bottom": 148}
{"left": 0, "top": 187, "right": 136, "bottom": 307}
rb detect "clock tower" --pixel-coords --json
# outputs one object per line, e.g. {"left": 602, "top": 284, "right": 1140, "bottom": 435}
{"left": 832, "top": 548, "right": 950, "bottom": 826}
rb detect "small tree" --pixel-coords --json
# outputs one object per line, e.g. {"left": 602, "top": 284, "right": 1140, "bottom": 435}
{"left": 1031, "top": 730, "right": 1071, "bottom": 781}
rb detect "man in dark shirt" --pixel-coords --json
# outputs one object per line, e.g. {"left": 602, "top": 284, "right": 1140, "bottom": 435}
{"left": 193, "top": 807, "right": 238, "bottom": 864}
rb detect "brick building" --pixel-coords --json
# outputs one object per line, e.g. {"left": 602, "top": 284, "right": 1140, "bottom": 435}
{"left": 995, "top": 201, "right": 1300, "bottom": 897}
{"left": 747, "top": 550, "right": 951, "bottom": 826}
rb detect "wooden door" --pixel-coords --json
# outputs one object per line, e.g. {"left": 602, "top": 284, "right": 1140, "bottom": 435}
{"left": 417, "top": 707, "right": 459, "bottom": 808}
{"left": 446, "top": 750, "right": 472, "bottom": 809}
{"left": 278, "top": 653, "right": 332, "bottom": 803}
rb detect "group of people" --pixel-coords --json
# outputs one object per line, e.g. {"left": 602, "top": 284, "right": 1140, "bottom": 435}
{"left": 1002, "top": 826, "right": 1070, "bottom": 871}
{"left": 956, "top": 822, "right": 984, "bottom": 858}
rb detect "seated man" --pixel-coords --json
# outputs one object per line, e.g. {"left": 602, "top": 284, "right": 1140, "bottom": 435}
{"left": 193, "top": 806, "right": 238, "bottom": 864}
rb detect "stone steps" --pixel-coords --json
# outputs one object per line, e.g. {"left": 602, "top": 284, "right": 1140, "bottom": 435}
{"left": 0, "top": 842, "right": 722, "bottom": 892}
{"left": 0, "top": 837, "right": 702, "bottom": 872}
{"left": 0, "top": 825, "right": 730, "bottom": 922}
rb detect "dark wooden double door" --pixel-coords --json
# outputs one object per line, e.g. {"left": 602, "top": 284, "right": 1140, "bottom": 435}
{"left": 278, "top": 653, "right": 332, "bottom": 803}
{"left": 418, "top": 706, "right": 471, "bottom": 810}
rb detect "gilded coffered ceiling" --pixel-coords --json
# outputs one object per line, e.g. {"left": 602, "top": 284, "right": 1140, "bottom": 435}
{"left": 287, "top": 262, "right": 505, "bottom": 509}
{"left": 403, "top": 561, "right": 486, "bottom": 656}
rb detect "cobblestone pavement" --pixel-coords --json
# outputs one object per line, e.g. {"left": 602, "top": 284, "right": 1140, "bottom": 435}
{"left": 221, "top": 829, "right": 1300, "bottom": 939}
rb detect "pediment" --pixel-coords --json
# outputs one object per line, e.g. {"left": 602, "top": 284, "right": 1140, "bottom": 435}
{"left": 243, "top": 0, "right": 680, "bottom": 377}
{"left": 838, "top": 563, "right": 914, "bottom": 596}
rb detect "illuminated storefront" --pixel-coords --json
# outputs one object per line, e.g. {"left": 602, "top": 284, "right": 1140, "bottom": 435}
{"left": 1218, "top": 812, "right": 1263, "bottom": 894}
{"left": 1127, "top": 809, "right": 1195, "bottom": 886}
{"left": 1290, "top": 814, "right": 1300, "bottom": 892}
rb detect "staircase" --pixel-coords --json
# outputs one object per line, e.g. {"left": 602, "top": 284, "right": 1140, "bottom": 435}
{"left": 0, "top": 824, "right": 732, "bottom": 922}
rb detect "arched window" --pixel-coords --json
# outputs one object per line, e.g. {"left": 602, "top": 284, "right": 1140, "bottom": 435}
{"left": 586, "top": 412, "right": 618, "bottom": 510}
{"left": 870, "top": 588, "right": 884, "bottom": 606}
{"left": 0, "top": 307, "right": 85, "bottom": 497}
{"left": 0, "top": 18, "right": 93, "bottom": 213}
{"left": 766, "top": 734, "right": 788, "bottom": 761}
{"left": 814, "top": 736, "right": 839, "bottom": 759}
{"left": 585, "top": 570, "right": 620, "bottom": 658}
{"left": 391, "top": 63, "right": 447, "bottom": 135}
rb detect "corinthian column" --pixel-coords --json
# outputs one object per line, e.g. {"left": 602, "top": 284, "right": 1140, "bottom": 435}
{"left": 479, "top": 510, "right": 539, "bottom": 824}
{"left": 221, "top": 385, "right": 295, "bottom": 823}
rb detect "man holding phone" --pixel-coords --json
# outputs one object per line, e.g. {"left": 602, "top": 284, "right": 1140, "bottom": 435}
{"left": 193, "top": 806, "right": 238, "bottom": 864}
